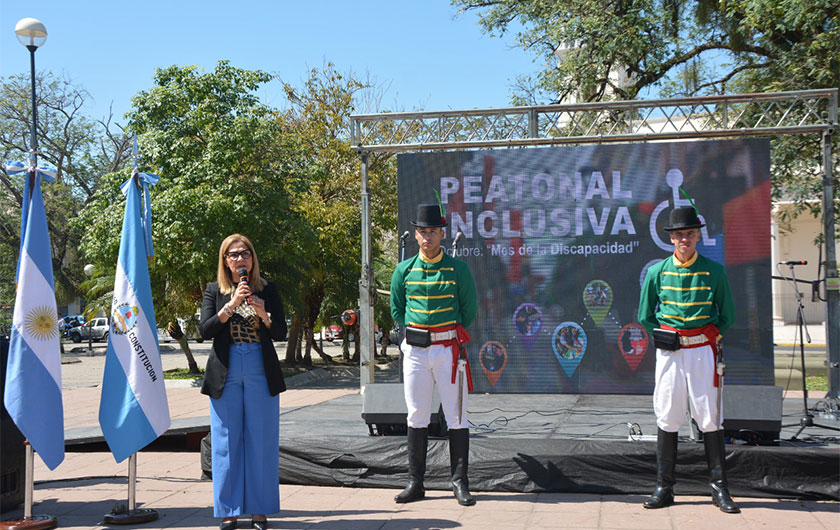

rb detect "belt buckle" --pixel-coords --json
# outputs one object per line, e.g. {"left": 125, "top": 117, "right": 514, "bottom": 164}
{"left": 432, "top": 330, "right": 454, "bottom": 341}
{"left": 681, "top": 335, "right": 703, "bottom": 346}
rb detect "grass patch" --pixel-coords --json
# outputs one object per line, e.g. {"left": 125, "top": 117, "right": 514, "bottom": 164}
{"left": 281, "top": 366, "right": 307, "bottom": 377}
{"left": 806, "top": 374, "right": 828, "bottom": 392}
{"left": 163, "top": 368, "right": 204, "bottom": 379}
{"left": 164, "top": 366, "right": 310, "bottom": 379}
{"left": 159, "top": 354, "right": 395, "bottom": 382}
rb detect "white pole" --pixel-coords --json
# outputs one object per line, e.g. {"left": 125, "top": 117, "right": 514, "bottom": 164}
{"left": 24, "top": 443, "right": 33, "bottom": 519}
{"left": 128, "top": 453, "right": 137, "bottom": 511}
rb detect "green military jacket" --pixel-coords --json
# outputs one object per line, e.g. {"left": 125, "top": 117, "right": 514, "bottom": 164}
{"left": 638, "top": 252, "right": 736, "bottom": 334}
{"left": 390, "top": 250, "right": 477, "bottom": 329}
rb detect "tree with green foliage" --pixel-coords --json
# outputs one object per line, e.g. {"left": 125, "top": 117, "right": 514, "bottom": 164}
{"left": 0, "top": 72, "right": 131, "bottom": 330}
{"left": 454, "top": 0, "right": 839, "bottom": 225}
{"left": 277, "top": 63, "right": 398, "bottom": 364}
{"left": 77, "top": 62, "right": 308, "bottom": 347}
{"left": 455, "top": 0, "right": 838, "bottom": 101}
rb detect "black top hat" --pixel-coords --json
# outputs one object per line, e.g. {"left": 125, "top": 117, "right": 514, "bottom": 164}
{"left": 664, "top": 206, "right": 705, "bottom": 232}
{"left": 411, "top": 203, "right": 447, "bottom": 228}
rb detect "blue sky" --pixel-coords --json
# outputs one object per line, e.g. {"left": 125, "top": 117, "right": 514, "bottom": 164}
{"left": 1, "top": 0, "right": 539, "bottom": 124}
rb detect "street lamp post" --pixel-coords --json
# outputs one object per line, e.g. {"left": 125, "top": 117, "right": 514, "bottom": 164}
{"left": 14, "top": 18, "right": 47, "bottom": 199}
{"left": 0, "top": 17, "right": 57, "bottom": 530}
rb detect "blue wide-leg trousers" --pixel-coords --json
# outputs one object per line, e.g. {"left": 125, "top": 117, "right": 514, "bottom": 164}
{"left": 210, "top": 342, "right": 280, "bottom": 517}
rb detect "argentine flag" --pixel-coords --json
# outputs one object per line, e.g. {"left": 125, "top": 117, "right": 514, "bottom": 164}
{"left": 3, "top": 173, "right": 64, "bottom": 470}
{"left": 4, "top": 161, "right": 57, "bottom": 280}
{"left": 99, "top": 174, "right": 169, "bottom": 462}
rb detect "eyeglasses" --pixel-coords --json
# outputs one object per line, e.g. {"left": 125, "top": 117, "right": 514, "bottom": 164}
{"left": 225, "top": 250, "right": 252, "bottom": 260}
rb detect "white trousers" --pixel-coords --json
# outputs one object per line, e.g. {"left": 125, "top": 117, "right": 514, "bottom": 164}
{"left": 653, "top": 344, "right": 722, "bottom": 433}
{"left": 402, "top": 340, "right": 469, "bottom": 429}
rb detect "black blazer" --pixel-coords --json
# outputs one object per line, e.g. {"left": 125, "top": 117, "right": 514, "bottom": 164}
{"left": 199, "top": 280, "right": 288, "bottom": 398}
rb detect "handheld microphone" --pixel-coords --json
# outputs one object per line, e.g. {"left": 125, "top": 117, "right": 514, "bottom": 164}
{"left": 399, "top": 231, "right": 410, "bottom": 241}
{"left": 237, "top": 268, "right": 251, "bottom": 303}
{"left": 780, "top": 260, "right": 807, "bottom": 266}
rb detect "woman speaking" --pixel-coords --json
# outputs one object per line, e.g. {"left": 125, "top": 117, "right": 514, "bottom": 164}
{"left": 200, "top": 234, "right": 287, "bottom": 530}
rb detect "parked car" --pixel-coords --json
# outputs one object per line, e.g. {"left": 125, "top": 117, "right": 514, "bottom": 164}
{"left": 60, "top": 315, "right": 85, "bottom": 337}
{"left": 62, "top": 315, "right": 85, "bottom": 327}
{"left": 68, "top": 317, "right": 109, "bottom": 343}
{"left": 323, "top": 325, "right": 341, "bottom": 341}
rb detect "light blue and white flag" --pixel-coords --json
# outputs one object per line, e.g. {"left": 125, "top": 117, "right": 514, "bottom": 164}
{"left": 99, "top": 172, "right": 169, "bottom": 462}
{"left": 3, "top": 171, "right": 64, "bottom": 470}
{"left": 4, "top": 161, "right": 57, "bottom": 280}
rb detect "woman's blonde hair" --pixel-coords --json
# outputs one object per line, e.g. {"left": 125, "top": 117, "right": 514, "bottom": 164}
{"left": 216, "top": 234, "right": 267, "bottom": 295}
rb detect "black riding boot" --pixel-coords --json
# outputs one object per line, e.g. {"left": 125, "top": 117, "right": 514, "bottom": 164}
{"left": 395, "top": 427, "right": 428, "bottom": 503}
{"left": 643, "top": 428, "right": 678, "bottom": 509}
{"left": 449, "top": 428, "right": 476, "bottom": 506}
{"left": 704, "top": 430, "right": 741, "bottom": 513}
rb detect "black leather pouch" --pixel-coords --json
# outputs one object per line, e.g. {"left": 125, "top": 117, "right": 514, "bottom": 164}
{"left": 405, "top": 326, "right": 431, "bottom": 348}
{"left": 653, "top": 328, "right": 681, "bottom": 350}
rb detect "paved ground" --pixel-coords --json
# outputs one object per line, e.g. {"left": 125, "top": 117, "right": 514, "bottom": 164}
{"left": 1, "top": 324, "right": 837, "bottom": 529}
{"left": 6, "top": 469, "right": 840, "bottom": 530}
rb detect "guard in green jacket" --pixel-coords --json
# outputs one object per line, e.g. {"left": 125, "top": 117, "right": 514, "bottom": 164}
{"left": 391, "top": 203, "right": 478, "bottom": 506}
{"left": 638, "top": 205, "right": 740, "bottom": 513}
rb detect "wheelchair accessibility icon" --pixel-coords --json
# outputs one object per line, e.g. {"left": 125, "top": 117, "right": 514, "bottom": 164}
{"left": 648, "top": 168, "right": 717, "bottom": 253}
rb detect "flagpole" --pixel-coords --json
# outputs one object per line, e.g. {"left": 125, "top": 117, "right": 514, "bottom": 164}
{"left": 24, "top": 444, "right": 32, "bottom": 519}
{"left": 0, "top": 443, "right": 58, "bottom": 530}
{"left": 102, "top": 137, "right": 159, "bottom": 526}
{"left": 128, "top": 453, "right": 136, "bottom": 511}
{"left": 0, "top": 17, "right": 61, "bottom": 530}
{"left": 0, "top": 452, "right": 58, "bottom": 530}
{"left": 103, "top": 454, "right": 157, "bottom": 525}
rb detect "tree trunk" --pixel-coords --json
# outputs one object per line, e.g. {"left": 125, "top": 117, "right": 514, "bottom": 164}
{"left": 342, "top": 331, "right": 350, "bottom": 361}
{"left": 302, "top": 326, "right": 313, "bottom": 366}
{"left": 302, "top": 285, "right": 323, "bottom": 368}
{"left": 296, "top": 333, "right": 303, "bottom": 362}
{"left": 351, "top": 322, "right": 360, "bottom": 363}
{"left": 310, "top": 341, "right": 334, "bottom": 363}
{"left": 179, "top": 336, "right": 201, "bottom": 374}
{"left": 285, "top": 316, "right": 302, "bottom": 363}
{"left": 167, "top": 321, "right": 200, "bottom": 373}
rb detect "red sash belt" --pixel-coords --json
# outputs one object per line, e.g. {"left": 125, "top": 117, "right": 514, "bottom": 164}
{"left": 661, "top": 323, "right": 723, "bottom": 387}
{"left": 428, "top": 323, "right": 473, "bottom": 392}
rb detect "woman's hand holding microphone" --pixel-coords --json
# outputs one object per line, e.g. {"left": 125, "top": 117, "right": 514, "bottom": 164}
{"left": 220, "top": 281, "right": 252, "bottom": 322}
{"left": 227, "top": 281, "right": 269, "bottom": 325}
{"left": 230, "top": 281, "right": 251, "bottom": 308}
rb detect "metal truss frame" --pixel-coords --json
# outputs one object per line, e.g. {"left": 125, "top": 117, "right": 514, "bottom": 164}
{"left": 351, "top": 89, "right": 836, "bottom": 152}
{"left": 352, "top": 88, "right": 839, "bottom": 399}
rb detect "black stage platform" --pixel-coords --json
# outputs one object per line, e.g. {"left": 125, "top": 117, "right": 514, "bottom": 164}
{"left": 276, "top": 393, "right": 839, "bottom": 501}
{"left": 64, "top": 386, "right": 839, "bottom": 501}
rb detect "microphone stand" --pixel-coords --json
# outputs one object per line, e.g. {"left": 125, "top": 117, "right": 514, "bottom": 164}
{"left": 451, "top": 231, "right": 466, "bottom": 429}
{"left": 780, "top": 263, "right": 840, "bottom": 438}
{"left": 398, "top": 233, "right": 408, "bottom": 383}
